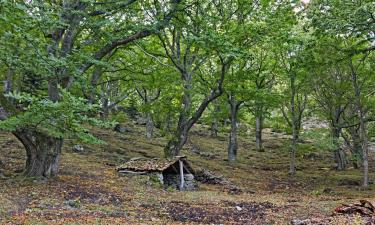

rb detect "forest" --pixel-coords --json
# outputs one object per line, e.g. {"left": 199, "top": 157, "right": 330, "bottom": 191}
{"left": 0, "top": 0, "right": 374, "bottom": 224}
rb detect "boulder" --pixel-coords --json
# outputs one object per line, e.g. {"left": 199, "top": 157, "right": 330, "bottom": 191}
{"left": 72, "top": 144, "right": 84, "bottom": 152}
{"left": 114, "top": 124, "right": 132, "bottom": 133}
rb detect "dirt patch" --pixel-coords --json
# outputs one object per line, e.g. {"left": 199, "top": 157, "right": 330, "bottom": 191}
{"left": 62, "top": 183, "right": 123, "bottom": 206}
{"left": 161, "top": 201, "right": 277, "bottom": 224}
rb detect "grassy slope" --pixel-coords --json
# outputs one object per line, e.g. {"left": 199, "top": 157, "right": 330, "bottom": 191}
{"left": 0, "top": 124, "right": 374, "bottom": 224}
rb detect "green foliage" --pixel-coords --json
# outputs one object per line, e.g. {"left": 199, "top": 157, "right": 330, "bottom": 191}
{"left": 0, "top": 90, "right": 114, "bottom": 144}
{"left": 300, "top": 129, "right": 336, "bottom": 152}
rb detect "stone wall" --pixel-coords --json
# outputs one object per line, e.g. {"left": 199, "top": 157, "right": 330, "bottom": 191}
{"left": 163, "top": 173, "right": 197, "bottom": 191}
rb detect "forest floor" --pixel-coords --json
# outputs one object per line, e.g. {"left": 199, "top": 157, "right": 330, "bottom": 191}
{"left": 0, "top": 123, "right": 374, "bottom": 224}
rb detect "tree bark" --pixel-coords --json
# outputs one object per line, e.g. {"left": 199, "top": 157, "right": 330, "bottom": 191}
{"left": 228, "top": 95, "right": 239, "bottom": 162}
{"left": 13, "top": 129, "right": 63, "bottom": 177}
{"left": 349, "top": 59, "right": 369, "bottom": 188}
{"left": 290, "top": 130, "right": 297, "bottom": 175}
{"left": 210, "top": 104, "right": 220, "bottom": 137}
{"left": 349, "top": 126, "right": 362, "bottom": 168}
{"left": 146, "top": 113, "right": 154, "bottom": 139}
{"left": 100, "top": 94, "right": 110, "bottom": 120}
{"left": 164, "top": 127, "right": 189, "bottom": 157}
{"left": 89, "top": 67, "right": 102, "bottom": 104}
{"left": 289, "top": 75, "right": 297, "bottom": 175}
{"left": 161, "top": 28, "right": 230, "bottom": 157}
{"left": 4, "top": 67, "right": 13, "bottom": 93}
{"left": 210, "top": 119, "right": 218, "bottom": 137}
{"left": 332, "top": 127, "right": 346, "bottom": 170}
{"left": 360, "top": 118, "right": 369, "bottom": 188}
{"left": 255, "top": 116, "right": 263, "bottom": 152}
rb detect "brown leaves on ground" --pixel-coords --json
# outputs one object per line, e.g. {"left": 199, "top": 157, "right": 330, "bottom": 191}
{"left": 143, "top": 200, "right": 278, "bottom": 224}
{"left": 291, "top": 200, "right": 375, "bottom": 225}
{"left": 333, "top": 199, "right": 375, "bottom": 224}
{"left": 1, "top": 126, "right": 375, "bottom": 224}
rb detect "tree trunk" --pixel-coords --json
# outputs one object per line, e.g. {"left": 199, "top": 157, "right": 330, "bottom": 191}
{"left": 228, "top": 95, "right": 239, "bottom": 162}
{"left": 210, "top": 104, "right": 220, "bottom": 137}
{"left": 349, "top": 126, "right": 362, "bottom": 168}
{"left": 165, "top": 70, "right": 192, "bottom": 157}
{"left": 361, "top": 119, "right": 369, "bottom": 188}
{"left": 164, "top": 127, "right": 189, "bottom": 157}
{"left": 101, "top": 98, "right": 109, "bottom": 120}
{"left": 289, "top": 126, "right": 297, "bottom": 175}
{"left": 255, "top": 116, "right": 263, "bottom": 152}
{"left": 100, "top": 81, "right": 110, "bottom": 120}
{"left": 13, "top": 129, "right": 63, "bottom": 177}
{"left": 89, "top": 67, "right": 102, "bottom": 104}
{"left": 166, "top": 111, "right": 173, "bottom": 133}
{"left": 348, "top": 58, "right": 369, "bottom": 188}
{"left": 210, "top": 118, "right": 218, "bottom": 137}
{"left": 289, "top": 75, "right": 297, "bottom": 175}
{"left": 4, "top": 67, "right": 13, "bottom": 93}
{"left": 146, "top": 113, "right": 154, "bottom": 139}
{"left": 332, "top": 127, "right": 346, "bottom": 170}
{"left": 162, "top": 54, "right": 228, "bottom": 158}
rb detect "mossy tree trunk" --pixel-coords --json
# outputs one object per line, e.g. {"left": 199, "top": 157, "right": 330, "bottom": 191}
{"left": 13, "top": 129, "right": 63, "bottom": 177}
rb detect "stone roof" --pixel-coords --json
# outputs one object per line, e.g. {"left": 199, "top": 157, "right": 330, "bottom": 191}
{"left": 116, "top": 156, "right": 190, "bottom": 172}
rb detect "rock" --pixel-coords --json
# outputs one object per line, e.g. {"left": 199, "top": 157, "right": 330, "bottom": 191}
{"left": 323, "top": 188, "right": 334, "bottom": 194}
{"left": 302, "top": 117, "right": 328, "bottom": 130}
{"left": 135, "top": 116, "right": 147, "bottom": 125}
{"left": 72, "top": 144, "right": 84, "bottom": 152}
{"left": 303, "top": 152, "right": 322, "bottom": 160}
{"left": 227, "top": 185, "right": 243, "bottom": 195}
{"left": 163, "top": 173, "right": 198, "bottom": 191}
{"left": 114, "top": 124, "right": 132, "bottom": 133}
{"left": 190, "top": 147, "right": 217, "bottom": 159}
{"left": 195, "top": 169, "right": 243, "bottom": 194}
{"left": 195, "top": 169, "right": 229, "bottom": 185}
{"left": 338, "top": 179, "right": 360, "bottom": 186}
{"left": 65, "top": 199, "right": 81, "bottom": 208}
{"left": 235, "top": 206, "right": 243, "bottom": 211}
{"left": 291, "top": 219, "right": 311, "bottom": 225}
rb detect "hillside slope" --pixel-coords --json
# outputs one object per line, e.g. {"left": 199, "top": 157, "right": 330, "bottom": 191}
{"left": 0, "top": 124, "right": 374, "bottom": 224}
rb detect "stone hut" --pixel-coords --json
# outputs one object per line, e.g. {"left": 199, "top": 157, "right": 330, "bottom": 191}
{"left": 116, "top": 156, "right": 197, "bottom": 190}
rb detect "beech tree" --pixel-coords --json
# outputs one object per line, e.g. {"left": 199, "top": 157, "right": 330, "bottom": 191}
{"left": 308, "top": 0, "right": 374, "bottom": 187}
{"left": 0, "top": 0, "right": 182, "bottom": 177}
{"left": 158, "top": 0, "right": 244, "bottom": 157}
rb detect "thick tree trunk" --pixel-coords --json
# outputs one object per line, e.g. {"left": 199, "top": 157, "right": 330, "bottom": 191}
{"left": 228, "top": 107, "right": 238, "bottom": 162}
{"left": 228, "top": 94, "right": 240, "bottom": 162}
{"left": 164, "top": 127, "right": 189, "bottom": 157}
{"left": 255, "top": 116, "right": 263, "bottom": 152}
{"left": 332, "top": 127, "right": 346, "bottom": 170}
{"left": 145, "top": 113, "right": 154, "bottom": 139}
{"left": 13, "top": 129, "right": 63, "bottom": 177}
